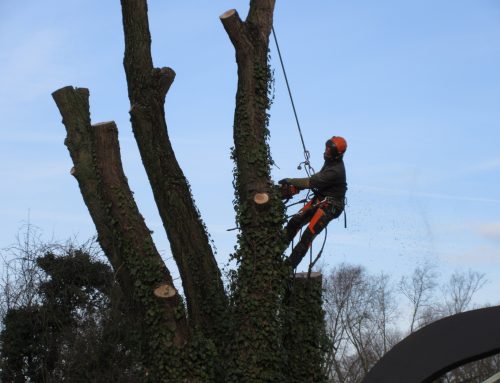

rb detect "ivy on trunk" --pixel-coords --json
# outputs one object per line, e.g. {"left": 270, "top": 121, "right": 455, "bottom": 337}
{"left": 52, "top": 1, "right": 327, "bottom": 381}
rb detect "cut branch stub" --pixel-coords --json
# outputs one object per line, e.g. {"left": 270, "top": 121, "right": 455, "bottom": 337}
{"left": 154, "top": 66, "right": 176, "bottom": 101}
{"left": 220, "top": 9, "right": 248, "bottom": 50}
{"left": 154, "top": 283, "right": 177, "bottom": 299}
{"left": 253, "top": 192, "right": 269, "bottom": 205}
{"left": 220, "top": 8, "right": 236, "bottom": 19}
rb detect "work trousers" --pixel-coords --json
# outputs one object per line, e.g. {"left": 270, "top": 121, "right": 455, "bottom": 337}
{"left": 286, "top": 197, "right": 343, "bottom": 269}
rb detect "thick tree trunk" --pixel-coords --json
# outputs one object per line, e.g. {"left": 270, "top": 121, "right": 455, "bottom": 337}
{"left": 53, "top": 1, "right": 329, "bottom": 381}
{"left": 284, "top": 272, "right": 328, "bottom": 383}
{"left": 221, "top": 2, "right": 291, "bottom": 381}
{"left": 120, "top": 0, "right": 228, "bottom": 346}
{"left": 52, "top": 86, "right": 190, "bottom": 377}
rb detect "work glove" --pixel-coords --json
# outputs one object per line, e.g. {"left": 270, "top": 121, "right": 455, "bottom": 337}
{"left": 281, "top": 177, "right": 310, "bottom": 189}
{"left": 278, "top": 178, "right": 290, "bottom": 185}
{"left": 277, "top": 183, "right": 300, "bottom": 200}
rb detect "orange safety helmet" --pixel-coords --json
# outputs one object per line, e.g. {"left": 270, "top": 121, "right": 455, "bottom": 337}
{"left": 325, "top": 136, "right": 347, "bottom": 159}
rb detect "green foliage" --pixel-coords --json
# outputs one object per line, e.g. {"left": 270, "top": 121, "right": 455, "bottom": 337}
{"left": 0, "top": 246, "right": 143, "bottom": 382}
{"left": 1, "top": 307, "right": 48, "bottom": 383}
{"left": 283, "top": 277, "right": 329, "bottom": 383}
{"left": 36, "top": 250, "right": 113, "bottom": 312}
{"left": 99, "top": 193, "right": 222, "bottom": 382}
{"left": 226, "top": 54, "right": 314, "bottom": 382}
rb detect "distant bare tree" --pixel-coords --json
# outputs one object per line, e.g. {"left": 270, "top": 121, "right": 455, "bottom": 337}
{"left": 436, "top": 354, "right": 500, "bottom": 383}
{"left": 429, "top": 269, "right": 493, "bottom": 383}
{"left": 322, "top": 263, "right": 493, "bottom": 383}
{"left": 371, "top": 273, "right": 399, "bottom": 358}
{"left": 418, "top": 269, "right": 487, "bottom": 329}
{"left": 442, "top": 270, "right": 486, "bottom": 315}
{"left": 323, "top": 264, "right": 365, "bottom": 382}
{"left": 0, "top": 223, "right": 45, "bottom": 318}
{"left": 399, "top": 261, "right": 438, "bottom": 332}
{"left": 0, "top": 225, "right": 102, "bottom": 322}
{"left": 323, "top": 264, "right": 402, "bottom": 383}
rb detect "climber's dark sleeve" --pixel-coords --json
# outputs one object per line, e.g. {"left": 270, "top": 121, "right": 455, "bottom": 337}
{"left": 280, "top": 178, "right": 310, "bottom": 189}
{"left": 309, "top": 167, "right": 341, "bottom": 189}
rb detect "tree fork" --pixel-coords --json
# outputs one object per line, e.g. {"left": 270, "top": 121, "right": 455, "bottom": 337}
{"left": 52, "top": 87, "right": 190, "bottom": 370}
{"left": 221, "top": 2, "right": 292, "bottom": 381}
{"left": 120, "top": 0, "right": 228, "bottom": 344}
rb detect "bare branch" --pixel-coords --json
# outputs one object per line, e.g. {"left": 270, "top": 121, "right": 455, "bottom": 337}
{"left": 443, "top": 270, "right": 487, "bottom": 315}
{"left": 399, "top": 262, "right": 438, "bottom": 332}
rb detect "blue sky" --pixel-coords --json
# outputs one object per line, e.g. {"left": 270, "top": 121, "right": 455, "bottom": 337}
{"left": 1, "top": 1, "right": 499, "bottom": 307}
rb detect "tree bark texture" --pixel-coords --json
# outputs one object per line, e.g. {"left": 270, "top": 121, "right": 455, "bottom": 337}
{"left": 52, "top": 86, "right": 193, "bottom": 378}
{"left": 220, "top": 2, "right": 292, "bottom": 382}
{"left": 120, "top": 0, "right": 228, "bottom": 347}
{"left": 284, "top": 273, "right": 328, "bottom": 383}
{"left": 53, "top": 1, "right": 328, "bottom": 381}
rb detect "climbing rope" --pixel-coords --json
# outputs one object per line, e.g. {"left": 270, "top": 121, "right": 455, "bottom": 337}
{"left": 272, "top": 26, "right": 331, "bottom": 273}
{"left": 308, "top": 227, "right": 327, "bottom": 278}
{"left": 271, "top": 26, "right": 314, "bottom": 177}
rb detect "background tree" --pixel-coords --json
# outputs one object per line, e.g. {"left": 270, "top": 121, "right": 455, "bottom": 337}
{"left": 321, "top": 263, "right": 497, "bottom": 383}
{"left": 1, "top": 229, "right": 495, "bottom": 382}
{"left": 399, "top": 261, "right": 438, "bottom": 332}
{"left": 323, "top": 264, "right": 402, "bottom": 383}
{"left": 0, "top": 229, "right": 141, "bottom": 382}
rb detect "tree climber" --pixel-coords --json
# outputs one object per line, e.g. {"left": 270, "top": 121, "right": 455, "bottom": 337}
{"left": 279, "top": 136, "right": 348, "bottom": 269}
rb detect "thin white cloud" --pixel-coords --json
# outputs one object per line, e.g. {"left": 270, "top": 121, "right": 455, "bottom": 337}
{"left": 477, "top": 223, "right": 500, "bottom": 242}
{"left": 438, "top": 222, "right": 500, "bottom": 243}
{"left": 422, "top": 157, "right": 500, "bottom": 185}
{"left": 441, "top": 245, "right": 500, "bottom": 266}
{"left": 464, "top": 157, "right": 500, "bottom": 173}
{"left": 359, "top": 185, "right": 500, "bottom": 205}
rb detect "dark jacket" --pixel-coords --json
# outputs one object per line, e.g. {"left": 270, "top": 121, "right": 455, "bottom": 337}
{"left": 309, "top": 158, "right": 347, "bottom": 201}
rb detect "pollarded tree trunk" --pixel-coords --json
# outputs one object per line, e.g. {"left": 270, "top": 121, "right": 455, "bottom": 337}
{"left": 219, "top": 3, "right": 290, "bottom": 381}
{"left": 50, "top": 92, "right": 202, "bottom": 380}
{"left": 53, "top": 0, "right": 327, "bottom": 382}
{"left": 119, "top": 0, "right": 228, "bottom": 345}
